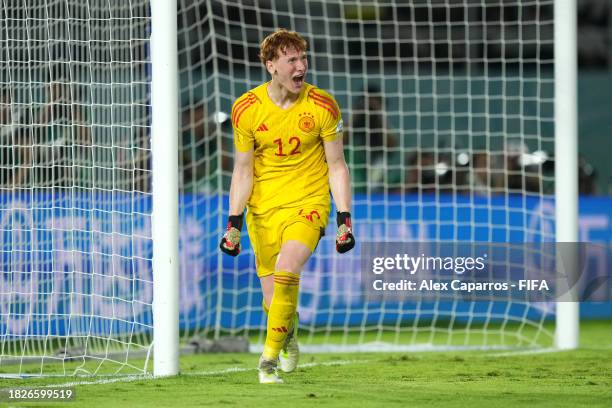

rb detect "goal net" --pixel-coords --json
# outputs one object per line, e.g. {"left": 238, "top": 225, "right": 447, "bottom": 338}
{"left": 1, "top": 1, "right": 152, "bottom": 376}
{"left": 0, "top": 0, "right": 567, "bottom": 377}
{"left": 178, "top": 0, "right": 560, "bottom": 353}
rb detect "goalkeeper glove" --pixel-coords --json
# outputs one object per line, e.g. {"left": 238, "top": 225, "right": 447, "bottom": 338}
{"left": 335, "top": 211, "right": 355, "bottom": 254}
{"left": 220, "top": 213, "right": 244, "bottom": 257}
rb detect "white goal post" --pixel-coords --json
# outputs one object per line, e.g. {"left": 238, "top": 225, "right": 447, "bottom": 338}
{"left": 553, "top": 0, "right": 579, "bottom": 350}
{"left": 0, "top": 0, "right": 578, "bottom": 377}
{"left": 151, "top": 0, "right": 179, "bottom": 377}
{"left": 0, "top": 0, "right": 178, "bottom": 377}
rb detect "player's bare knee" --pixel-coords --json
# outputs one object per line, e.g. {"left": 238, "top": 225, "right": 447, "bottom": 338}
{"left": 275, "top": 252, "right": 305, "bottom": 274}
{"left": 276, "top": 241, "right": 311, "bottom": 274}
{"left": 275, "top": 257, "right": 302, "bottom": 275}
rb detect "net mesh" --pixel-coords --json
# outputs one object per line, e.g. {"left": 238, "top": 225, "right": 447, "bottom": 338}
{"left": 0, "top": 0, "right": 152, "bottom": 376}
{"left": 0, "top": 0, "right": 559, "bottom": 377}
{"left": 177, "top": 0, "right": 557, "bottom": 353}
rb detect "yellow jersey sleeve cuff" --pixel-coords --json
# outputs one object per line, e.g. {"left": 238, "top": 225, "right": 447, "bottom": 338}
{"left": 321, "top": 131, "right": 340, "bottom": 143}
{"left": 234, "top": 141, "right": 254, "bottom": 152}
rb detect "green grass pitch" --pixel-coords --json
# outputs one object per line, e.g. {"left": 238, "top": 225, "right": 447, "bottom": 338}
{"left": 0, "top": 320, "right": 610, "bottom": 407}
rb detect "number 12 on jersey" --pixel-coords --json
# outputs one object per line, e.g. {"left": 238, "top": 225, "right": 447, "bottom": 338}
{"left": 274, "top": 136, "right": 301, "bottom": 156}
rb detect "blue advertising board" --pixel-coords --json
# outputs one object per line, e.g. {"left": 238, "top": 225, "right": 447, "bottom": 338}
{"left": 1, "top": 193, "right": 610, "bottom": 336}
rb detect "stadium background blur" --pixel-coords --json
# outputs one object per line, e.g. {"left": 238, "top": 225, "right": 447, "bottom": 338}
{"left": 2, "top": 1, "right": 608, "bottom": 195}
{"left": 177, "top": 0, "right": 610, "bottom": 195}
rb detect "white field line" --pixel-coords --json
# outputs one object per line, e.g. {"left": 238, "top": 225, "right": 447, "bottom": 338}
{"left": 487, "top": 347, "right": 560, "bottom": 357}
{"left": 458, "top": 345, "right": 612, "bottom": 357}
{"left": 44, "top": 359, "right": 368, "bottom": 388}
{"left": 185, "top": 359, "right": 368, "bottom": 376}
{"left": 46, "top": 374, "right": 154, "bottom": 388}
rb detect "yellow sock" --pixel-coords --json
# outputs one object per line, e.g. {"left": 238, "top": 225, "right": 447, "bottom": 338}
{"left": 262, "top": 271, "right": 299, "bottom": 360}
{"left": 264, "top": 300, "right": 299, "bottom": 335}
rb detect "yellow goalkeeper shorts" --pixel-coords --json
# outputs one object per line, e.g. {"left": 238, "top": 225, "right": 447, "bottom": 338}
{"left": 246, "top": 203, "right": 329, "bottom": 278}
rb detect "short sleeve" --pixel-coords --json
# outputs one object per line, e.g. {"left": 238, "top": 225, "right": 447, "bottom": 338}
{"left": 231, "top": 93, "right": 257, "bottom": 152}
{"left": 310, "top": 88, "right": 342, "bottom": 142}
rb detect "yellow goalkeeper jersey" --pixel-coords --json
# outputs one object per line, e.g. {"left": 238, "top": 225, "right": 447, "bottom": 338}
{"left": 231, "top": 82, "right": 343, "bottom": 214}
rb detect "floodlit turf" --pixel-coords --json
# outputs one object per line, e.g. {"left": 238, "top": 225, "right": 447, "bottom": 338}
{"left": 0, "top": 320, "right": 610, "bottom": 407}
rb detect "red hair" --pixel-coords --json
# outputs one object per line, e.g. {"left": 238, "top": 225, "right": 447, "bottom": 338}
{"left": 258, "top": 28, "right": 307, "bottom": 65}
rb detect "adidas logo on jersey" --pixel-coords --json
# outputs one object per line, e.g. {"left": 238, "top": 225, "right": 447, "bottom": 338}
{"left": 256, "top": 123, "right": 269, "bottom": 132}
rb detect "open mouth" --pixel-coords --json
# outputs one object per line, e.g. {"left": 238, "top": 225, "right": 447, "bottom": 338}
{"left": 292, "top": 75, "right": 304, "bottom": 87}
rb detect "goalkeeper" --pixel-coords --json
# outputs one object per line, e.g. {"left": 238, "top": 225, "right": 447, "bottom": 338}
{"left": 220, "top": 28, "right": 354, "bottom": 384}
